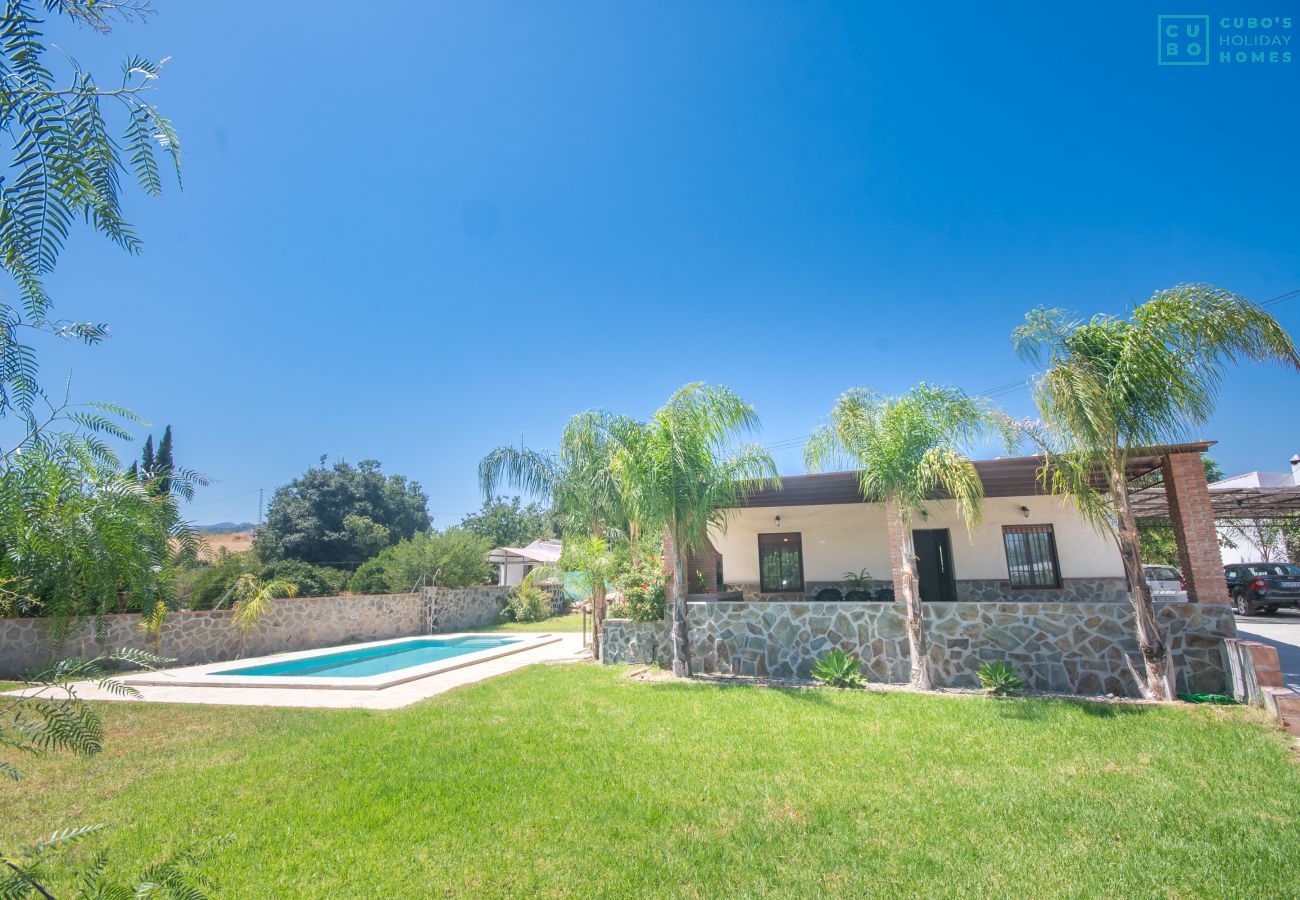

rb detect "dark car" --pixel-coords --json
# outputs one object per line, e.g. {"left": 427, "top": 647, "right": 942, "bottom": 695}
{"left": 1224, "top": 562, "right": 1300, "bottom": 615}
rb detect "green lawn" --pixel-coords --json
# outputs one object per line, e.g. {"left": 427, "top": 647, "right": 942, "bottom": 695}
{"left": 3, "top": 665, "right": 1298, "bottom": 897}
{"left": 471, "top": 611, "right": 585, "bottom": 633}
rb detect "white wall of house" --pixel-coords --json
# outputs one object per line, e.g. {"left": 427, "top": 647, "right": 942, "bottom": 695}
{"left": 709, "top": 495, "right": 1124, "bottom": 584}
{"left": 498, "top": 561, "right": 535, "bottom": 587}
{"left": 1217, "top": 526, "right": 1291, "bottom": 564}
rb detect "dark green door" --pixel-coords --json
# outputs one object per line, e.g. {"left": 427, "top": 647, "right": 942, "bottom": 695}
{"left": 912, "top": 528, "right": 957, "bottom": 602}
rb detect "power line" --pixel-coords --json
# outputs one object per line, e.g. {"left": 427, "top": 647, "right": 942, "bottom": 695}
{"left": 187, "top": 487, "right": 263, "bottom": 507}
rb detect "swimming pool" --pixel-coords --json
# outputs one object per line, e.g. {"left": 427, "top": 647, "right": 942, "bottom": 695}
{"left": 214, "top": 636, "right": 521, "bottom": 678}
{"left": 126, "top": 632, "right": 561, "bottom": 691}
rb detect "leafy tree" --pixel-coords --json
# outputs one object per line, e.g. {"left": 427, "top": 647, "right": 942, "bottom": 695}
{"left": 256, "top": 559, "right": 348, "bottom": 598}
{"left": 0, "top": 414, "right": 203, "bottom": 619}
{"left": 805, "top": 384, "right": 1012, "bottom": 690}
{"left": 175, "top": 549, "right": 258, "bottom": 610}
{"left": 255, "top": 459, "right": 431, "bottom": 567}
{"left": 347, "top": 529, "right": 492, "bottom": 593}
{"left": 1218, "top": 518, "right": 1300, "bottom": 563}
{"left": 154, "top": 423, "right": 174, "bottom": 493}
{"left": 609, "top": 384, "right": 778, "bottom": 676}
{"left": 458, "top": 495, "right": 553, "bottom": 548}
{"left": 479, "top": 411, "right": 635, "bottom": 656}
{"left": 0, "top": 0, "right": 180, "bottom": 420}
{"left": 1013, "top": 284, "right": 1299, "bottom": 699}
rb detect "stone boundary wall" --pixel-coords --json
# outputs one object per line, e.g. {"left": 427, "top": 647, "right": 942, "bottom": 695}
{"left": 602, "top": 599, "right": 1236, "bottom": 696}
{"left": 426, "top": 585, "right": 510, "bottom": 632}
{"left": 0, "top": 585, "right": 513, "bottom": 678}
{"left": 725, "top": 577, "right": 1128, "bottom": 604}
{"left": 0, "top": 593, "right": 421, "bottom": 678}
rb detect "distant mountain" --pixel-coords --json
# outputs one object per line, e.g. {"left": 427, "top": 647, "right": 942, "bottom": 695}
{"left": 194, "top": 521, "right": 257, "bottom": 534}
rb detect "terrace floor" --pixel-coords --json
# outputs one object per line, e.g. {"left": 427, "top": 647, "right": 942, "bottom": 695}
{"left": 3, "top": 633, "right": 587, "bottom": 709}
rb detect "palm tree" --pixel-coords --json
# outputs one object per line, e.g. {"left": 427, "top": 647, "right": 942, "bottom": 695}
{"left": 230, "top": 574, "right": 298, "bottom": 657}
{"left": 1013, "top": 284, "right": 1299, "bottom": 699}
{"left": 479, "top": 411, "right": 634, "bottom": 657}
{"left": 804, "top": 384, "right": 1012, "bottom": 690}
{"left": 609, "top": 384, "right": 778, "bottom": 677}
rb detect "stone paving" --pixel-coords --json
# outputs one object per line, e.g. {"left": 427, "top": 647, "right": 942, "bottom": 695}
{"left": 1, "top": 634, "right": 588, "bottom": 709}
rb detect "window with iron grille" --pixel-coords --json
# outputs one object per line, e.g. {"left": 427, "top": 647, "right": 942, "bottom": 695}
{"left": 758, "top": 532, "right": 804, "bottom": 593}
{"left": 1002, "top": 524, "right": 1062, "bottom": 589}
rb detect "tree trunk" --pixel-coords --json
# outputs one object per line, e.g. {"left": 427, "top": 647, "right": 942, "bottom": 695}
{"left": 668, "top": 522, "right": 691, "bottom": 677}
{"left": 591, "top": 579, "right": 606, "bottom": 660}
{"left": 1112, "top": 461, "right": 1173, "bottom": 700}
{"left": 895, "top": 506, "right": 931, "bottom": 690}
{"left": 629, "top": 520, "right": 641, "bottom": 567}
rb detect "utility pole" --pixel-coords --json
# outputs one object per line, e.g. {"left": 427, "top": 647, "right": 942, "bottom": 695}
{"left": 257, "top": 488, "right": 264, "bottom": 528}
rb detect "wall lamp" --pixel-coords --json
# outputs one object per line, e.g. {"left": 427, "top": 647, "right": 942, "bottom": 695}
{"left": 1020, "top": 505, "right": 1031, "bottom": 518}
{"left": 775, "top": 515, "right": 782, "bottom": 528}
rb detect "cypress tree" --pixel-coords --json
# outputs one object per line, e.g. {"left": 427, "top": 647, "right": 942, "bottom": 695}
{"left": 155, "top": 425, "right": 174, "bottom": 495}
{"left": 141, "top": 435, "right": 155, "bottom": 476}
{"left": 126, "top": 461, "right": 139, "bottom": 480}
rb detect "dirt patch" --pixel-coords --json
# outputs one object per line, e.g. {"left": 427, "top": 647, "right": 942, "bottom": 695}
{"left": 197, "top": 530, "right": 254, "bottom": 557}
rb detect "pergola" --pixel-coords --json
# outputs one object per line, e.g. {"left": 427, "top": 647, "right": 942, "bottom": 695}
{"left": 1132, "top": 483, "right": 1300, "bottom": 522}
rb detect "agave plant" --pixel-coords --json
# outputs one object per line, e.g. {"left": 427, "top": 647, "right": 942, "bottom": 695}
{"left": 977, "top": 660, "right": 1028, "bottom": 696}
{"left": 811, "top": 648, "right": 866, "bottom": 689}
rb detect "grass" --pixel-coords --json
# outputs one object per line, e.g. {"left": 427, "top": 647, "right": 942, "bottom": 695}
{"left": 471, "top": 611, "right": 585, "bottom": 633}
{"left": 3, "top": 665, "right": 1298, "bottom": 897}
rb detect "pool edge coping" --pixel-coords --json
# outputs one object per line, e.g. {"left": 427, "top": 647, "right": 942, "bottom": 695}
{"left": 123, "top": 632, "right": 562, "bottom": 691}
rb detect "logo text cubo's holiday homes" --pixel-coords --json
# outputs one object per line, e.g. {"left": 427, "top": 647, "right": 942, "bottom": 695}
{"left": 1158, "top": 14, "right": 1293, "bottom": 66}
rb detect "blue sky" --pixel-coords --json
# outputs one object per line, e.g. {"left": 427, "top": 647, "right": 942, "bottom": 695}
{"left": 23, "top": 1, "right": 1300, "bottom": 525}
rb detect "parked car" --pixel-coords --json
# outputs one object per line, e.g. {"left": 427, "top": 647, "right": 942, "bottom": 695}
{"left": 1224, "top": 562, "right": 1300, "bottom": 616}
{"left": 1143, "top": 564, "right": 1188, "bottom": 601}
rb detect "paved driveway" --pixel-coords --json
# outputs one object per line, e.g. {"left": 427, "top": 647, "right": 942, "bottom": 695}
{"left": 1235, "top": 608, "right": 1300, "bottom": 691}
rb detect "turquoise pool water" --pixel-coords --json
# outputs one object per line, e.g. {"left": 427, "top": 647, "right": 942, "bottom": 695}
{"left": 214, "top": 636, "right": 520, "bottom": 678}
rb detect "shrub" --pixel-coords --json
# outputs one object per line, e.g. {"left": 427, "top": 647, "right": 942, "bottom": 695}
{"left": 841, "top": 568, "right": 873, "bottom": 592}
{"left": 504, "top": 582, "right": 551, "bottom": 623}
{"left": 811, "top": 648, "right": 866, "bottom": 689}
{"left": 177, "top": 549, "right": 258, "bottom": 609}
{"left": 843, "top": 589, "right": 872, "bottom": 603}
{"left": 256, "top": 559, "right": 348, "bottom": 597}
{"left": 977, "top": 660, "right": 1028, "bottom": 696}
{"left": 815, "top": 587, "right": 844, "bottom": 602}
{"left": 348, "top": 557, "right": 392, "bottom": 594}
{"left": 346, "top": 529, "right": 491, "bottom": 594}
{"left": 612, "top": 557, "right": 667, "bottom": 622}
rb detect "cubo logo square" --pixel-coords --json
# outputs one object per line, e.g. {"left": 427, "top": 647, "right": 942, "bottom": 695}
{"left": 1158, "top": 15, "right": 1211, "bottom": 65}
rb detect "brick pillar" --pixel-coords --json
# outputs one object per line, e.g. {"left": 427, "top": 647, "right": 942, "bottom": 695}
{"left": 885, "top": 498, "right": 908, "bottom": 600}
{"left": 1162, "top": 451, "right": 1228, "bottom": 604}
{"left": 662, "top": 533, "right": 721, "bottom": 594}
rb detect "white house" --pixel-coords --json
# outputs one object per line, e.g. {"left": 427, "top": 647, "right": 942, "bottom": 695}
{"left": 1212, "top": 454, "right": 1299, "bottom": 564}
{"left": 677, "top": 443, "right": 1229, "bottom": 606}
{"left": 488, "top": 538, "right": 563, "bottom": 586}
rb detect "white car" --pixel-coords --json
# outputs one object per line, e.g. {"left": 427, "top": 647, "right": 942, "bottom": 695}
{"left": 1143, "top": 564, "right": 1188, "bottom": 601}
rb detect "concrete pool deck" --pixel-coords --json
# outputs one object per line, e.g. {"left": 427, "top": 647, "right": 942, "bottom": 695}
{"left": 2, "top": 633, "right": 588, "bottom": 709}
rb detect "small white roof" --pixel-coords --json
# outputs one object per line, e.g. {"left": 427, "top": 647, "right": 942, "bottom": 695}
{"left": 487, "top": 538, "right": 563, "bottom": 565}
{"left": 1211, "top": 470, "right": 1299, "bottom": 490}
